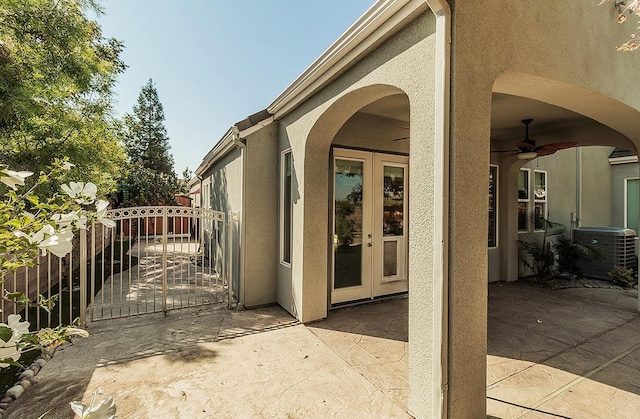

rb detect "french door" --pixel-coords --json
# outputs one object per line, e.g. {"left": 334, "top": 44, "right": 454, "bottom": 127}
{"left": 331, "top": 149, "right": 408, "bottom": 304}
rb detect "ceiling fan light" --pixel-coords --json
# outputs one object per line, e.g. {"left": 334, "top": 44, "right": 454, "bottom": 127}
{"left": 517, "top": 151, "right": 538, "bottom": 160}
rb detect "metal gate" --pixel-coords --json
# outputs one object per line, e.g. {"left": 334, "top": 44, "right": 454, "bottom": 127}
{"left": 85, "top": 206, "right": 231, "bottom": 324}
{"left": 0, "top": 206, "right": 234, "bottom": 330}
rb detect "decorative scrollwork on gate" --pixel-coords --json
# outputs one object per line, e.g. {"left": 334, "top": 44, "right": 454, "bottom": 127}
{"left": 107, "top": 206, "right": 224, "bottom": 222}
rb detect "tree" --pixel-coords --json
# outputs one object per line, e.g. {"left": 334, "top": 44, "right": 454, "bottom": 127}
{"left": 124, "top": 79, "right": 175, "bottom": 174}
{"left": 600, "top": 0, "right": 640, "bottom": 51}
{"left": 0, "top": 0, "right": 128, "bottom": 194}
{"left": 113, "top": 164, "right": 183, "bottom": 208}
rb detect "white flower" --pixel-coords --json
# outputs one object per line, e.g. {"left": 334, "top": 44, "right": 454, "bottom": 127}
{"left": 0, "top": 335, "right": 21, "bottom": 367}
{"left": 3, "top": 314, "right": 30, "bottom": 337}
{"left": 38, "top": 229, "right": 74, "bottom": 258}
{"left": 62, "top": 162, "right": 75, "bottom": 171}
{"left": 65, "top": 328, "right": 89, "bottom": 338}
{"left": 0, "top": 315, "right": 30, "bottom": 368}
{"left": 1, "top": 169, "right": 33, "bottom": 190}
{"left": 70, "top": 388, "right": 117, "bottom": 419}
{"left": 52, "top": 211, "right": 87, "bottom": 230}
{"left": 15, "top": 225, "right": 75, "bottom": 258}
{"left": 95, "top": 200, "right": 116, "bottom": 228}
{"left": 61, "top": 182, "right": 97, "bottom": 205}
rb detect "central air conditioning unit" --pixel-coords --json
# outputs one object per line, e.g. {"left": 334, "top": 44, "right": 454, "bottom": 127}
{"left": 573, "top": 227, "right": 637, "bottom": 280}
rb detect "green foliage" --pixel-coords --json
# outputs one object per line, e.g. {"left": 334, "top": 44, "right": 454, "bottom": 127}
{"left": 113, "top": 163, "right": 180, "bottom": 208}
{"left": 124, "top": 79, "right": 174, "bottom": 175}
{"left": 335, "top": 200, "right": 355, "bottom": 245}
{"left": 555, "top": 236, "right": 601, "bottom": 276}
{"left": 518, "top": 217, "right": 566, "bottom": 283}
{"left": 0, "top": 0, "right": 127, "bottom": 195}
{"left": 608, "top": 266, "right": 635, "bottom": 288}
{"left": 0, "top": 160, "right": 105, "bottom": 369}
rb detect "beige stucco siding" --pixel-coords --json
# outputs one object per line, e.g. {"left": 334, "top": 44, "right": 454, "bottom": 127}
{"left": 448, "top": 1, "right": 640, "bottom": 417}
{"left": 580, "top": 147, "right": 614, "bottom": 227}
{"left": 201, "top": 147, "right": 242, "bottom": 214}
{"left": 276, "top": 10, "right": 436, "bottom": 322}
{"left": 611, "top": 162, "right": 640, "bottom": 229}
{"left": 243, "top": 125, "right": 279, "bottom": 307}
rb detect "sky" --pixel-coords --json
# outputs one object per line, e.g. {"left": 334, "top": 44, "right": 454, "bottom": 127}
{"left": 97, "top": 0, "right": 375, "bottom": 177}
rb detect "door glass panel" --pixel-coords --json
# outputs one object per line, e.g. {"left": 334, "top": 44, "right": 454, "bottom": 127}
{"left": 383, "top": 166, "right": 404, "bottom": 237}
{"left": 334, "top": 159, "right": 363, "bottom": 289}
{"left": 383, "top": 241, "right": 398, "bottom": 277}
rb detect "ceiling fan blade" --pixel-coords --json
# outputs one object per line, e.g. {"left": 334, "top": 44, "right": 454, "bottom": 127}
{"left": 392, "top": 136, "right": 410, "bottom": 141}
{"left": 516, "top": 140, "right": 536, "bottom": 150}
{"left": 491, "top": 149, "right": 520, "bottom": 153}
{"left": 535, "top": 142, "right": 578, "bottom": 157}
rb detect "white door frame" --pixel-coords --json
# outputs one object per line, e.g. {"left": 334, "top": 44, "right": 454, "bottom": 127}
{"left": 331, "top": 149, "right": 408, "bottom": 304}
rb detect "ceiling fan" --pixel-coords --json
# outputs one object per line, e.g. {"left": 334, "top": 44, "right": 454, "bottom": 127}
{"left": 493, "top": 119, "right": 577, "bottom": 159}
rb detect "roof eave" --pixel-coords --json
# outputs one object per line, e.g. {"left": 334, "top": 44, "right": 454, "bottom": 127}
{"left": 195, "top": 128, "right": 236, "bottom": 176}
{"left": 266, "top": 0, "right": 426, "bottom": 119}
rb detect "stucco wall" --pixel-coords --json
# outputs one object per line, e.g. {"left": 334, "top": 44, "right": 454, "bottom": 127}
{"left": 243, "top": 125, "right": 279, "bottom": 307}
{"left": 277, "top": 9, "right": 436, "bottom": 322}
{"left": 275, "top": 9, "right": 439, "bottom": 417}
{"left": 201, "top": 148, "right": 243, "bottom": 303}
{"left": 580, "top": 147, "right": 614, "bottom": 227}
{"left": 611, "top": 162, "right": 640, "bottom": 229}
{"left": 449, "top": 1, "right": 640, "bottom": 417}
{"left": 201, "top": 148, "right": 243, "bottom": 214}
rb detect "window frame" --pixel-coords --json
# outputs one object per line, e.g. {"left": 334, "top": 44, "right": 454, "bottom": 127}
{"left": 533, "top": 170, "right": 548, "bottom": 231}
{"left": 488, "top": 165, "right": 499, "bottom": 248}
{"left": 624, "top": 177, "right": 639, "bottom": 236}
{"left": 517, "top": 169, "right": 530, "bottom": 232}
{"left": 280, "top": 149, "right": 293, "bottom": 266}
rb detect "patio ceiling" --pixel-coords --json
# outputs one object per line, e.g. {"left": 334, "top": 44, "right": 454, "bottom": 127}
{"left": 356, "top": 93, "right": 631, "bottom": 149}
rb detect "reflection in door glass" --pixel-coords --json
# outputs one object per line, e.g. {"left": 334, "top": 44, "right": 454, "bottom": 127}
{"left": 334, "top": 159, "right": 363, "bottom": 289}
{"left": 383, "top": 166, "right": 404, "bottom": 237}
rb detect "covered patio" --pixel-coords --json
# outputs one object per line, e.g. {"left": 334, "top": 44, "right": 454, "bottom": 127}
{"left": 4, "top": 281, "right": 639, "bottom": 418}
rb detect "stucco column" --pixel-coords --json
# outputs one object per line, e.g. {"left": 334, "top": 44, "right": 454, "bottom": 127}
{"left": 446, "top": 91, "right": 491, "bottom": 417}
{"left": 499, "top": 158, "right": 523, "bottom": 282}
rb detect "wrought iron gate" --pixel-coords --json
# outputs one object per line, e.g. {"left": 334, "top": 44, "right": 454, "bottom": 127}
{"left": 85, "top": 206, "right": 231, "bottom": 324}
{"left": 0, "top": 206, "right": 234, "bottom": 330}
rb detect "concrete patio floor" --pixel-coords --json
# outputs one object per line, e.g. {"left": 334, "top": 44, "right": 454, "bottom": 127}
{"left": 3, "top": 281, "right": 640, "bottom": 418}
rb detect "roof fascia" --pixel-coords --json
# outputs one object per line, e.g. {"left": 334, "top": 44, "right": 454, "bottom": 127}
{"left": 267, "top": 0, "right": 425, "bottom": 119}
{"left": 195, "top": 128, "right": 236, "bottom": 176}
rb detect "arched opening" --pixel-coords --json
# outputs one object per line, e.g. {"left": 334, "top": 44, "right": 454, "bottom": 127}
{"left": 487, "top": 79, "right": 640, "bottom": 416}
{"left": 301, "top": 85, "right": 412, "bottom": 411}
{"left": 330, "top": 93, "right": 410, "bottom": 305}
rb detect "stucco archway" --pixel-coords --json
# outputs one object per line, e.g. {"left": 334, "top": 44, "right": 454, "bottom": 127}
{"left": 298, "top": 83, "right": 410, "bottom": 322}
{"left": 490, "top": 74, "right": 640, "bottom": 284}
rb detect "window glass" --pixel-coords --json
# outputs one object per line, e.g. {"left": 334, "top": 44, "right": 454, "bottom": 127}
{"left": 518, "top": 170, "right": 529, "bottom": 200}
{"left": 282, "top": 152, "right": 293, "bottom": 264}
{"left": 534, "top": 171, "right": 546, "bottom": 200}
{"left": 534, "top": 202, "right": 546, "bottom": 230}
{"left": 518, "top": 202, "right": 528, "bottom": 231}
{"left": 488, "top": 166, "right": 497, "bottom": 247}
{"left": 334, "top": 159, "right": 363, "bottom": 288}
{"left": 383, "top": 166, "right": 404, "bottom": 237}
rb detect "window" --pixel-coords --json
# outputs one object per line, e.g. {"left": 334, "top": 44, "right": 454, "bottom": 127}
{"left": 533, "top": 171, "right": 547, "bottom": 230}
{"left": 518, "top": 169, "right": 529, "bottom": 231}
{"left": 625, "top": 178, "right": 639, "bottom": 236}
{"left": 488, "top": 165, "right": 498, "bottom": 247}
{"left": 518, "top": 169, "right": 547, "bottom": 232}
{"left": 281, "top": 151, "right": 293, "bottom": 264}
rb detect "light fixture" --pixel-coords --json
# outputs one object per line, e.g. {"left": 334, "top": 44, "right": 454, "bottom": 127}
{"left": 517, "top": 151, "right": 537, "bottom": 160}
